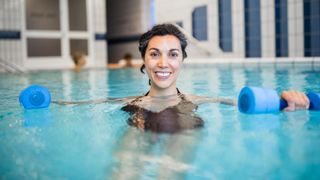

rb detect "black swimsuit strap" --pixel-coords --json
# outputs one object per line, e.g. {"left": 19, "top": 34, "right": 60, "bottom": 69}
{"left": 144, "top": 88, "right": 181, "bottom": 96}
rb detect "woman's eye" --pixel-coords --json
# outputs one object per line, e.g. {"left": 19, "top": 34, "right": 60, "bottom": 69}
{"left": 150, "top": 52, "right": 159, "bottom": 57}
{"left": 169, "top": 53, "right": 179, "bottom": 58}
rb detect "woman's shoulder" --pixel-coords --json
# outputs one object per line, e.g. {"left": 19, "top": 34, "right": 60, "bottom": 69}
{"left": 124, "top": 94, "right": 189, "bottom": 112}
{"left": 182, "top": 93, "right": 237, "bottom": 106}
{"left": 179, "top": 93, "right": 202, "bottom": 104}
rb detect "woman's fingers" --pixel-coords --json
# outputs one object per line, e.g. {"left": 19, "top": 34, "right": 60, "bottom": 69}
{"left": 281, "top": 91, "right": 295, "bottom": 111}
{"left": 280, "top": 90, "right": 310, "bottom": 111}
{"left": 283, "top": 102, "right": 295, "bottom": 112}
{"left": 298, "top": 91, "right": 310, "bottom": 109}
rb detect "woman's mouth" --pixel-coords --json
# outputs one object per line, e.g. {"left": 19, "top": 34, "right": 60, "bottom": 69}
{"left": 155, "top": 71, "right": 171, "bottom": 80}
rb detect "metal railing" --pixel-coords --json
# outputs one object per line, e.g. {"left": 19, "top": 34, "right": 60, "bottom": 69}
{"left": 0, "top": 58, "right": 24, "bottom": 73}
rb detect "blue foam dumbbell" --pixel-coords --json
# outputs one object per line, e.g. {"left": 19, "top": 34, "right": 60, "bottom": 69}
{"left": 19, "top": 85, "right": 51, "bottom": 109}
{"left": 238, "top": 86, "right": 320, "bottom": 114}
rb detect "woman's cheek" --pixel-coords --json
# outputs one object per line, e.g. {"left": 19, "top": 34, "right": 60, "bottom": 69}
{"left": 173, "top": 60, "right": 182, "bottom": 70}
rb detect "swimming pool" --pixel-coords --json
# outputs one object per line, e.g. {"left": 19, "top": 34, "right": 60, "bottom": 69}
{"left": 1, "top": 63, "right": 320, "bottom": 179}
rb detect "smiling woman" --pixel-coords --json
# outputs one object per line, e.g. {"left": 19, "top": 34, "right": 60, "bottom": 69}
{"left": 121, "top": 24, "right": 209, "bottom": 133}
{"left": 142, "top": 33, "right": 184, "bottom": 96}
{"left": 119, "top": 24, "right": 310, "bottom": 133}
{"left": 53, "top": 24, "right": 310, "bottom": 134}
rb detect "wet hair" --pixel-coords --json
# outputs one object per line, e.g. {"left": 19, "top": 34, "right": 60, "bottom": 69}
{"left": 123, "top": 53, "right": 133, "bottom": 61}
{"left": 139, "top": 24, "right": 188, "bottom": 74}
{"left": 71, "top": 52, "right": 85, "bottom": 65}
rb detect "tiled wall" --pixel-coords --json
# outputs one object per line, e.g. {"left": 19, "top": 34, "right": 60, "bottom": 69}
{"left": 154, "top": 0, "right": 314, "bottom": 59}
{"left": 288, "top": 0, "right": 304, "bottom": 57}
{"left": 0, "top": 0, "right": 108, "bottom": 71}
{"left": 0, "top": 0, "right": 23, "bottom": 72}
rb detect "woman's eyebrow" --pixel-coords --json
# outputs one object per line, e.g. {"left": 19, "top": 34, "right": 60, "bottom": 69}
{"left": 148, "top": 48, "right": 160, "bottom": 51}
{"left": 169, "top": 49, "right": 180, "bottom": 52}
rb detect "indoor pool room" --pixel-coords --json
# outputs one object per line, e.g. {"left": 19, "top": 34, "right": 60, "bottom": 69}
{"left": 1, "top": 0, "right": 320, "bottom": 179}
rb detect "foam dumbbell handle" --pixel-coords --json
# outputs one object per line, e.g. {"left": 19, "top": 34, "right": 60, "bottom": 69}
{"left": 307, "top": 92, "right": 320, "bottom": 110}
{"left": 19, "top": 85, "right": 51, "bottom": 109}
{"left": 279, "top": 99, "right": 288, "bottom": 111}
{"left": 280, "top": 92, "right": 320, "bottom": 111}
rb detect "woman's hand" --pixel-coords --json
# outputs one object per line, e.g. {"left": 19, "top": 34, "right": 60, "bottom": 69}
{"left": 280, "top": 90, "right": 310, "bottom": 111}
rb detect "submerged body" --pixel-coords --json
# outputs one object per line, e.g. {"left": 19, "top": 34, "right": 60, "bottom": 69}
{"left": 121, "top": 90, "right": 204, "bottom": 133}
{"left": 54, "top": 90, "right": 236, "bottom": 133}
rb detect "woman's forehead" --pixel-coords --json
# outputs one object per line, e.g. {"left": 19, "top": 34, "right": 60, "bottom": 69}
{"left": 147, "top": 35, "right": 181, "bottom": 50}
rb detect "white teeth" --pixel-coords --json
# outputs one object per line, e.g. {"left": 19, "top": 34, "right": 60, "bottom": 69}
{"left": 156, "top": 72, "right": 170, "bottom": 77}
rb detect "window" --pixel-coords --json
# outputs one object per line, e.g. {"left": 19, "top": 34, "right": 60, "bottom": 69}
{"left": 27, "top": 38, "right": 61, "bottom": 57}
{"left": 304, "top": 0, "right": 320, "bottom": 56}
{"left": 275, "top": 0, "right": 288, "bottom": 57}
{"left": 26, "top": 0, "right": 60, "bottom": 30}
{"left": 68, "top": 0, "right": 87, "bottom": 31}
{"left": 244, "top": 0, "right": 261, "bottom": 57}
{"left": 218, "top": 0, "right": 233, "bottom": 52}
{"left": 192, "top": 6, "right": 208, "bottom": 41}
{"left": 70, "top": 39, "right": 88, "bottom": 55}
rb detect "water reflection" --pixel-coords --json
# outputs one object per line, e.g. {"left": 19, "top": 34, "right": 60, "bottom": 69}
{"left": 69, "top": 71, "right": 91, "bottom": 100}
{"left": 275, "top": 68, "right": 289, "bottom": 92}
{"left": 218, "top": 65, "right": 235, "bottom": 96}
{"left": 109, "top": 128, "right": 205, "bottom": 179}
{"left": 22, "top": 109, "right": 53, "bottom": 127}
{"left": 238, "top": 113, "right": 281, "bottom": 131}
{"left": 304, "top": 69, "right": 320, "bottom": 92}
{"left": 244, "top": 65, "right": 263, "bottom": 87}
{"left": 107, "top": 68, "right": 147, "bottom": 97}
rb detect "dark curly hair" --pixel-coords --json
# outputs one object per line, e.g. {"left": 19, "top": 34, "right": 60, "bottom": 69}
{"left": 139, "top": 24, "right": 188, "bottom": 74}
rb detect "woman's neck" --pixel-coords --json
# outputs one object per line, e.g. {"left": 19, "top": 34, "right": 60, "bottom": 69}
{"left": 148, "top": 84, "right": 178, "bottom": 97}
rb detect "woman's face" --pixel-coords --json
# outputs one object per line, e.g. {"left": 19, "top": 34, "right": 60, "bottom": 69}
{"left": 144, "top": 35, "right": 183, "bottom": 91}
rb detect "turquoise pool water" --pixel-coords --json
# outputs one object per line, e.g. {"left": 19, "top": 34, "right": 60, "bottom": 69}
{"left": 0, "top": 63, "right": 320, "bottom": 179}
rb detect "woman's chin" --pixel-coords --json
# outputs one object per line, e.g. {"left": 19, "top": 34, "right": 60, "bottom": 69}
{"left": 152, "top": 81, "right": 175, "bottom": 90}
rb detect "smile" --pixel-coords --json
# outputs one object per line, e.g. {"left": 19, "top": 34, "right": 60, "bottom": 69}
{"left": 155, "top": 71, "right": 171, "bottom": 79}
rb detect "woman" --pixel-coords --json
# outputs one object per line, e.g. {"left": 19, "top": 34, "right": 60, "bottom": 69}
{"left": 56, "top": 24, "right": 310, "bottom": 133}
{"left": 121, "top": 24, "right": 310, "bottom": 133}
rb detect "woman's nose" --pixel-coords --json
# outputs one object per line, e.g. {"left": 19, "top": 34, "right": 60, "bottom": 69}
{"left": 157, "top": 56, "right": 168, "bottom": 67}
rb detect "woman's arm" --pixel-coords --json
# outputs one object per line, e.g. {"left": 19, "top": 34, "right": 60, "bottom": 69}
{"left": 186, "top": 94, "right": 237, "bottom": 106}
{"left": 52, "top": 96, "right": 139, "bottom": 105}
{"left": 188, "top": 90, "right": 309, "bottom": 111}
